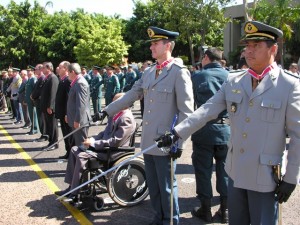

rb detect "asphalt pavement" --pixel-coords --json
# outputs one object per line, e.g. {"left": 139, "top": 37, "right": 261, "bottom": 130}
{"left": 0, "top": 103, "right": 299, "bottom": 225}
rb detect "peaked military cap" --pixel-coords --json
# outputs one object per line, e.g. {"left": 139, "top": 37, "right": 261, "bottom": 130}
{"left": 81, "top": 66, "right": 88, "bottom": 69}
{"left": 105, "top": 65, "right": 115, "bottom": 70}
{"left": 12, "top": 67, "right": 20, "bottom": 71}
{"left": 26, "top": 65, "right": 35, "bottom": 71}
{"left": 147, "top": 26, "right": 179, "bottom": 42}
{"left": 241, "top": 21, "right": 283, "bottom": 43}
{"left": 92, "top": 65, "right": 101, "bottom": 70}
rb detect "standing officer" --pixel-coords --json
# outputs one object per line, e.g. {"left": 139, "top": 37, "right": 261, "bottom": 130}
{"left": 115, "top": 66, "right": 126, "bottom": 92}
{"left": 123, "top": 65, "right": 137, "bottom": 92}
{"left": 157, "top": 21, "right": 299, "bottom": 225}
{"left": 90, "top": 66, "right": 103, "bottom": 115}
{"left": 40, "top": 62, "right": 59, "bottom": 150}
{"left": 55, "top": 61, "right": 74, "bottom": 159}
{"left": 25, "top": 65, "right": 38, "bottom": 135}
{"left": 191, "top": 47, "right": 230, "bottom": 223}
{"left": 18, "top": 69, "right": 31, "bottom": 128}
{"left": 66, "top": 63, "right": 91, "bottom": 146}
{"left": 81, "top": 66, "right": 92, "bottom": 85}
{"left": 31, "top": 64, "right": 47, "bottom": 141}
{"left": 102, "top": 26, "right": 194, "bottom": 225}
{"left": 104, "top": 66, "right": 120, "bottom": 106}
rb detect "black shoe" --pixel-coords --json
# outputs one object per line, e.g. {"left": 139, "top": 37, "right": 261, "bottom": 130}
{"left": 13, "top": 120, "right": 22, "bottom": 125}
{"left": 43, "top": 144, "right": 58, "bottom": 151}
{"left": 26, "top": 131, "right": 38, "bottom": 135}
{"left": 22, "top": 125, "right": 31, "bottom": 129}
{"left": 55, "top": 187, "right": 71, "bottom": 196}
{"left": 192, "top": 206, "right": 212, "bottom": 223}
{"left": 59, "top": 153, "right": 69, "bottom": 159}
{"left": 63, "top": 194, "right": 78, "bottom": 203}
{"left": 34, "top": 136, "right": 48, "bottom": 142}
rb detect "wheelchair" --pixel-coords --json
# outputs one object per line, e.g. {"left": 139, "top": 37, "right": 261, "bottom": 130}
{"left": 70, "top": 122, "right": 148, "bottom": 211}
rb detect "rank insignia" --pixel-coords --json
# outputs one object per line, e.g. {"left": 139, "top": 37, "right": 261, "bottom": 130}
{"left": 231, "top": 103, "right": 237, "bottom": 113}
{"left": 231, "top": 89, "right": 241, "bottom": 94}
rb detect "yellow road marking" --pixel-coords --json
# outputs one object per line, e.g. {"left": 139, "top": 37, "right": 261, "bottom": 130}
{"left": 0, "top": 125, "right": 92, "bottom": 225}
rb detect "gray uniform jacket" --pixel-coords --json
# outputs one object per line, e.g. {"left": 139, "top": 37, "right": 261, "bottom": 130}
{"left": 175, "top": 67, "right": 300, "bottom": 192}
{"left": 67, "top": 75, "right": 91, "bottom": 128}
{"left": 105, "top": 58, "right": 194, "bottom": 156}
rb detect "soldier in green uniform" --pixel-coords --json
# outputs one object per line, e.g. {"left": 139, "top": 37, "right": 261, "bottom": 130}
{"left": 104, "top": 66, "right": 120, "bottom": 106}
{"left": 81, "top": 66, "right": 92, "bottom": 85}
{"left": 115, "top": 66, "right": 126, "bottom": 92}
{"left": 90, "top": 66, "right": 103, "bottom": 114}
{"left": 25, "top": 65, "right": 39, "bottom": 134}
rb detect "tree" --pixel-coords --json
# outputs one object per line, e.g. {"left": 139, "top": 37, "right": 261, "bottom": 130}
{"left": 249, "top": 0, "right": 300, "bottom": 67}
{"left": 0, "top": 0, "right": 46, "bottom": 68}
{"left": 74, "top": 13, "right": 129, "bottom": 66}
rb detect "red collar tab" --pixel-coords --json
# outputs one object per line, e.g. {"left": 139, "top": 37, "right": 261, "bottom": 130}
{"left": 156, "top": 57, "right": 174, "bottom": 70}
{"left": 70, "top": 75, "right": 81, "bottom": 87}
{"left": 248, "top": 62, "right": 277, "bottom": 80}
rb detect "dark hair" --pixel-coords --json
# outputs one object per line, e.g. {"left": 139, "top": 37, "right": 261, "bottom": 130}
{"left": 205, "top": 47, "right": 223, "bottom": 62}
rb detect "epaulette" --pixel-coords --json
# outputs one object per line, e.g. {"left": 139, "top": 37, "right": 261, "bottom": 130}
{"left": 228, "top": 69, "right": 247, "bottom": 79}
{"left": 173, "top": 58, "right": 186, "bottom": 68}
{"left": 283, "top": 69, "right": 299, "bottom": 79}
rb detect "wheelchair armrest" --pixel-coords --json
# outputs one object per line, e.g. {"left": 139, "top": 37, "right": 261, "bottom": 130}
{"left": 102, "top": 146, "right": 135, "bottom": 152}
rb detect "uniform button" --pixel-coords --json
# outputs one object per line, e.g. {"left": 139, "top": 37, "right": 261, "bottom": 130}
{"left": 269, "top": 160, "right": 272, "bottom": 165}
{"left": 245, "top": 117, "right": 250, "bottom": 122}
{"left": 150, "top": 99, "right": 153, "bottom": 102}
{"left": 145, "top": 122, "right": 148, "bottom": 125}
{"left": 148, "top": 110, "right": 151, "bottom": 113}
{"left": 240, "top": 148, "right": 244, "bottom": 153}
{"left": 242, "top": 133, "right": 247, "bottom": 138}
{"left": 152, "top": 88, "right": 155, "bottom": 91}
{"left": 249, "top": 101, "right": 253, "bottom": 107}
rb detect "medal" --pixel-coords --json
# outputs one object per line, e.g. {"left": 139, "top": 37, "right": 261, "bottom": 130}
{"left": 231, "top": 103, "right": 237, "bottom": 113}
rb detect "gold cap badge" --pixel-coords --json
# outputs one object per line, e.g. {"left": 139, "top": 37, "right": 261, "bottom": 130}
{"left": 245, "top": 23, "right": 258, "bottom": 34}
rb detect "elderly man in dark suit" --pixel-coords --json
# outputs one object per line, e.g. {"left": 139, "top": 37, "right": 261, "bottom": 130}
{"left": 66, "top": 63, "right": 91, "bottom": 146}
{"left": 40, "top": 62, "right": 59, "bottom": 150}
{"left": 55, "top": 93, "right": 135, "bottom": 200}
{"left": 55, "top": 61, "right": 74, "bottom": 159}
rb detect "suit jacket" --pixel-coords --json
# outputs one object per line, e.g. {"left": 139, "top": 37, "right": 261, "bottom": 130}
{"left": 55, "top": 76, "right": 71, "bottom": 119}
{"left": 175, "top": 66, "right": 300, "bottom": 192}
{"left": 105, "top": 58, "right": 194, "bottom": 156}
{"left": 67, "top": 75, "right": 91, "bottom": 128}
{"left": 31, "top": 75, "right": 45, "bottom": 101}
{"left": 18, "top": 79, "right": 27, "bottom": 104}
{"left": 92, "top": 109, "right": 136, "bottom": 150}
{"left": 40, "top": 73, "right": 59, "bottom": 112}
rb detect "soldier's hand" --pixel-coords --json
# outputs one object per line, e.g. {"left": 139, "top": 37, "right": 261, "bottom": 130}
{"left": 170, "top": 148, "right": 183, "bottom": 160}
{"left": 275, "top": 181, "right": 296, "bottom": 203}
{"left": 155, "top": 131, "right": 179, "bottom": 148}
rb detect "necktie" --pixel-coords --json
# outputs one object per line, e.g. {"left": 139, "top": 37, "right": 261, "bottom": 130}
{"left": 252, "top": 78, "right": 259, "bottom": 91}
{"left": 155, "top": 69, "right": 162, "bottom": 79}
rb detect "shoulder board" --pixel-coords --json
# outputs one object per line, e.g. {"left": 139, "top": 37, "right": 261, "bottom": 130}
{"left": 172, "top": 58, "right": 186, "bottom": 68}
{"left": 283, "top": 69, "right": 299, "bottom": 79}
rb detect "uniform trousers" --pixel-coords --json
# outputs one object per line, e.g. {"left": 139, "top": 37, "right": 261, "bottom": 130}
{"left": 21, "top": 101, "right": 31, "bottom": 126}
{"left": 72, "top": 126, "right": 89, "bottom": 146}
{"left": 228, "top": 178, "right": 278, "bottom": 225}
{"left": 192, "top": 143, "right": 228, "bottom": 200}
{"left": 58, "top": 116, "right": 74, "bottom": 153}
{"left": 34, "top": 99, "right": 46, "bottom": 136}
{"left": 12, "top": 99, "right": 22, "bottom": 122}
{"left": 144, "top": 154, "right": 179, "bottom": 225}
{"left": 43, "top": 111, "right": 58, "bottom": 145}
{"left": 27, "top": 102, "right": 39, "bottom": 134}
{"left": 92, "top": 97, "right": 101, "bottom": 114}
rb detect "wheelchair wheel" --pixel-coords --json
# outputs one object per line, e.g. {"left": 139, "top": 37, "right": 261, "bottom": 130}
{"left": 93, "top": 196, "right": 105, "bottom": 211}
{"left": 107, "top": 155, "right": 149, "bottom": 207}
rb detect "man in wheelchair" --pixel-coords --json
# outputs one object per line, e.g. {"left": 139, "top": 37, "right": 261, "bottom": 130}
{"left": 55, "top": 93, "right": 136, "bottom": 202}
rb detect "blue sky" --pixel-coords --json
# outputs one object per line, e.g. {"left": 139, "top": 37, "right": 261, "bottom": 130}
{"left": 0, "top": 0, "right": 149, "bottom": 19}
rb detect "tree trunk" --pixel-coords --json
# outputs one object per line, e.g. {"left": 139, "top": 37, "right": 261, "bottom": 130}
{"left": 187, "top": 31, "right": 195, "bottom": 65}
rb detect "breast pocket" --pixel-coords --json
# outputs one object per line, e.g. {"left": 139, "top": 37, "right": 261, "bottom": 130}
{"left": 156, "top": 86, "right": 173, "bottom": 103}
{"left": 260, "top": 99, "right": 282, "bottom": 123}
{"left": 225, "top": 93, "right": 243, "bottom": 116}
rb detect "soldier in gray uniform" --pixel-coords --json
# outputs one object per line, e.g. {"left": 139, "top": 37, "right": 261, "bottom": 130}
{"left": 157, "top": 21, "right": 299, "bottom": 225}
{"left": 102, "top": 26, "right": 194, "bottom": 225}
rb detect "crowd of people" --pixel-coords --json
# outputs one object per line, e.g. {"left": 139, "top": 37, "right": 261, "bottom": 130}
{"left": 0, "top": 21, "right": 300, "bottom": 225}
